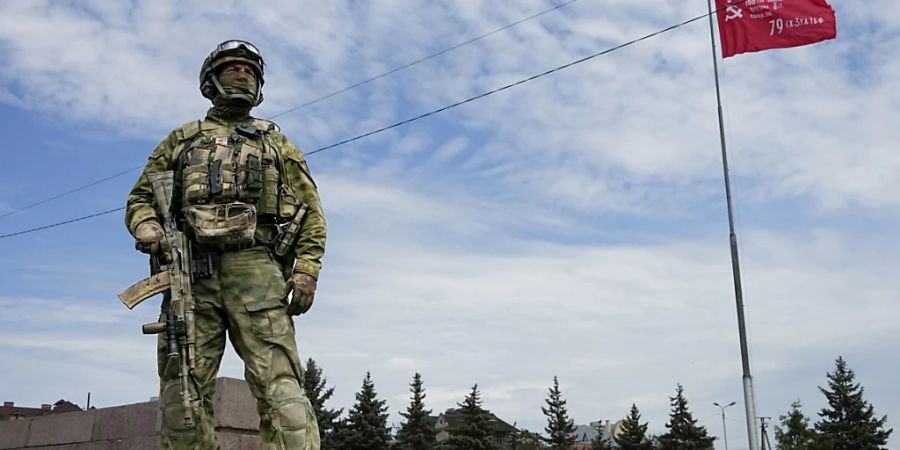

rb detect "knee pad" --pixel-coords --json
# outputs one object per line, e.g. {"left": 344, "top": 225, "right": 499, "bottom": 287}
{"left": 267, "top": 377, "right": 309, "bottom": 431}
{"left": 267, "top": 376, "right": 321, "bottom": 448}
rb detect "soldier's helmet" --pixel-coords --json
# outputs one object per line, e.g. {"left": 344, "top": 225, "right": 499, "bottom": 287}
{"left": 199, "top": 39, "right": 265, "bottom": 106}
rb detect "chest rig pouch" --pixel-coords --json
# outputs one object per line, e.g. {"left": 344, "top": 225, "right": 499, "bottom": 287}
{"left": 177, "top": 123, "right": 288, "bottom": 250}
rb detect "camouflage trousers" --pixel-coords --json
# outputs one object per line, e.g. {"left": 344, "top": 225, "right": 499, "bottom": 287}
{"left": 157, "top": 246, "right": 320, "bottom": 450}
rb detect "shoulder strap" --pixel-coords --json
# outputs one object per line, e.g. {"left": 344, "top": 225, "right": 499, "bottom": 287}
{"left": 174, "top": 120, "right": 202, "bottom": 140}
{"left": 251, "top": 118, "right": 280, "bottom": 133}
{"left": 170, "top": 121, "right": 201, "bottom": 161}
{"left": 172, "top": 119, "right": 221, "bottom": 162}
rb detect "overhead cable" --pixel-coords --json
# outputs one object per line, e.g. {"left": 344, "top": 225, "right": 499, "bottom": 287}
{"left": 269, "top": 0, "right": 579, "bottom": 119}
{"left": 0, "top": 165, "right": 143, "bottom": 221}
{"left": 0, "top": 207, "right": 126, "bottom": 240}
{"left": 0, "top": 0, "right": 579, "bottom": 221}
{"left": 0, "top": 5, "right": 726, "bottom": 241}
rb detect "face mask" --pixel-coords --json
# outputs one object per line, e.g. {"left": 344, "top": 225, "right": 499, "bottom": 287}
{"left": 219, "top": 71, "right": 257, "bottom": 95}
{"left": 214, "top": 71, "right": 258, "bottom": 107}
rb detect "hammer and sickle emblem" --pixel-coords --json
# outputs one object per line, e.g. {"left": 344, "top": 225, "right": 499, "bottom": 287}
{"left": 725, "top": 5, "right": 743, "bottom": 21}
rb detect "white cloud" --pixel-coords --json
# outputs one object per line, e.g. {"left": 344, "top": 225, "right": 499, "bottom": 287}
{"left": 1, "top": 1, "right": 898, "bottom": 448}
{"left": 2, "top": 0, "right": 897, "bottom": 211}
{"left": 2, "top": 211, "right": 897, "bottom": 442}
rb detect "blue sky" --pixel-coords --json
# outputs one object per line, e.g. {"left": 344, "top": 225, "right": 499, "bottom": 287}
{"left": 1, "top": 1, "right": 898, "bottom": 449}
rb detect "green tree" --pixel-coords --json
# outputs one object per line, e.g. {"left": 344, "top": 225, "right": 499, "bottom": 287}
{"left": 657, "top": 384, "right": 715, "bottom": 450}
{"left": 542, "top": 376, "right": 576, "bottom": 449}
{"left": 513, "top": 429, "right": 549, "bottom": 450}
{"left": 341, "top": 372, "right": 391, "bottom": 450}
{"left": 815, "top": 356, "right": 893, "bottom": 450}
{"left": 393, "top": 373, "right": 436, "bottom": 450}
{"left": 618, "top": 404, "right": 653, "bottom": 450}
{"left": 328, "top": 417, "right": 351, "bottom": 450}
{"left": 303, "top": 358, "right": 343, "bottom": 450}
{"left": 775, "top": 400, "right": 832, "bottom": 450}
{"left": 445, "top": 384, "right": 499, "bottom": 450}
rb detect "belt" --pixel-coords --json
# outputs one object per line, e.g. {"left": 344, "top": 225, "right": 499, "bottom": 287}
{"left": 189, "top": 223, "right": 279, "bottom": 255}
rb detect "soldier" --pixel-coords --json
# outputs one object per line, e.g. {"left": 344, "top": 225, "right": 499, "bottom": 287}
{"left": 125, "top": 40, "right": 325, "bottom": 449}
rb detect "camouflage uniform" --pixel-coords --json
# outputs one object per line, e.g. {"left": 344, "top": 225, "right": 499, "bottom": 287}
{"left": 125, "top": 41, "right": 324, "bottom": 450}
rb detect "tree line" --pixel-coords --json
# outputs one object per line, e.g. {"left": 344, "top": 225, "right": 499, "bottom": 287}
{"left": 302, "top": 356, "right": 892, "bottom": 450}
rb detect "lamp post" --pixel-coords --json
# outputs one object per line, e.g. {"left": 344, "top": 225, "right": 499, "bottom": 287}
{"left": 714, "top": 401, "right": 737, "bottom": 450}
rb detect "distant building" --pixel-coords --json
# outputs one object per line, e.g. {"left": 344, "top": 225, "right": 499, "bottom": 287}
{"left": 433, "top": 407, "right": 519, "bottom": 447}
{"left": 0, "top": 400, "right": 81, "bottom": 421}
{"left": 571, "top": 420, "right": 622, "bottom": 449}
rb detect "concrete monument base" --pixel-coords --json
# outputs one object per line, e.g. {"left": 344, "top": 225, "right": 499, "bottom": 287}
{"left": 0, "top": 378, "right": 261, "bottom": 450}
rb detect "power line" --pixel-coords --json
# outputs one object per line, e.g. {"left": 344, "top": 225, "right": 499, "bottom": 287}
{"left": 0, "top": 207, "right": 125, "bottom": 240}
{"left": 269, "top": 0, "right": 579, "bottom": 119}
{"left": 0, "top": 5, "right": 725, "bottom": 241}
{"left": 0, "top": 0, "right": 579, "bottom": 221}
{"left": 308, "top": 7, "right": 717, "bottom": 155}
{"left": 0, "top": 165, "right": 143, "bottom": 221}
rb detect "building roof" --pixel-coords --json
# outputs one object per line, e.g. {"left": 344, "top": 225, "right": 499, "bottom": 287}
{"left": 433, "top": 408, "right": 518, "bottom": 434}
{"left": 572, "top": 422, "right": 619, "bottom": 447}
{"left": 51, "top": 400, "right": 82, "bottom": 414}
{"left": 1, "top": 400, "right": 82, "bottom": 420}
{"left": 572, "top": 424, "right": 599, "bottom": 443}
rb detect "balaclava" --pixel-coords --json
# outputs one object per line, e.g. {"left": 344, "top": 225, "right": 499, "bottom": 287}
{"left": 209, "top": 68, "right": 258, "bottom": 121}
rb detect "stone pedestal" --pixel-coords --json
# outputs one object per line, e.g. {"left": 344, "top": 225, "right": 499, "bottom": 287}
{"left": 0, "top": 378, "right": 261, "bottom": 450}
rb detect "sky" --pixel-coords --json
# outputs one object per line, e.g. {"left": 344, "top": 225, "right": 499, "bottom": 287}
{"left": 0, "top": 0, "right": 898, "bottom": 449}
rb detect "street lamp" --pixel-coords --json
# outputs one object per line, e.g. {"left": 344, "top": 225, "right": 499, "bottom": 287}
{"left": 713, "top": 401, "right": 737, "bottom": 450}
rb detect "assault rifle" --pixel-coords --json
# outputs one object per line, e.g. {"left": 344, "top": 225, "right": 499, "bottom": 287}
{"left": 117, "top": 171, "right": 196, "bottom": 429}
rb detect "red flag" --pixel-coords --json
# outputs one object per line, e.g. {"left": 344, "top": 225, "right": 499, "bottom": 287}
{"left": 716, "top": 0, "right": 837, "bottom": 58}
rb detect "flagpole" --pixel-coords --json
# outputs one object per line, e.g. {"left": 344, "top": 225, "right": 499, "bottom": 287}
{"left": 705, "top": 1, "right": 760, "bottom": 450}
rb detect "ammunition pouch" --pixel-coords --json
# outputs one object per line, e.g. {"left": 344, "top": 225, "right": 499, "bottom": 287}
{"left": 183, "top": 202, "right": 257, "bottom": 251}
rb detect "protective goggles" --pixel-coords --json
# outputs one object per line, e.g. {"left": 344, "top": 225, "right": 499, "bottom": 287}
{"left": 216, "top": 40, "right": 261, "bottom": 56}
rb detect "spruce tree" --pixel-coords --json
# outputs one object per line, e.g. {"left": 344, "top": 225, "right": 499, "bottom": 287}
{"left": 541, "top": 376, "right": 576, "bottom": 449}
{"left": 328, "top": 417, "right": 351, "bottom": 450}
{"left": 657, "top": 384, "right": 715, "bottom": 450}
{"left": 445, "top": 384, "right": 499, "bottom": 450}
{"left": 342, "top": 372, "right": 392, "bottom": 450}
{"left": 775, "top": 400, "right": 832, "bottom": 450}
{"left": 393, "top": 373, "right": 436, "bottom": 450}
{"left": 815, "top": 356, "right": 893, "bottom": 450}
{"left": 514, "top": 429, "right": 549, "bottom": 450}
{"left": 618, "top": 404, "right": 653, "bottom": 450}
{"left": 303, "top": 358, "right": 343, "bottom": 450}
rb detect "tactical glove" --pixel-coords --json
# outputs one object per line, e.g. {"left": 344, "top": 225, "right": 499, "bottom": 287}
{"left": 134, "top": 219, "right": 164, "bottom": 254}
{"left": 287, "top": 272, "right": 317, "bottom": 315}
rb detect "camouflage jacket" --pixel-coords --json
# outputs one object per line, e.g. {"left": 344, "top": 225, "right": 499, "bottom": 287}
{"left": 125, "top": 110, "right": 326, "bottom": 278}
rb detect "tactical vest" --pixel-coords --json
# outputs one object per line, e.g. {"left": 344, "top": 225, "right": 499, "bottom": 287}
{"left": 172, "top": 120, "right": 299, "bottom": 250}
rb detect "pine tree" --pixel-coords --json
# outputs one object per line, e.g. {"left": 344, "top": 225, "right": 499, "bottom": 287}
{"left": 445, "top": 384, "right": 499, "bottom": 450}
{"left": 775, "top": 400, "right": 832, "bottom": 450}
{"left": 657, "top": 384, "right": 716, "bottom": 450}
{"left": 328, "top": 417, "right": 352, "bottom": 450}
{"left": 541, "top": 376, "right": 576, "bottom": 449}
{"left": 815, "top": 356, "right": 893, "bottom": 450}
{"left": 303, "top": 358, "right": 343, "bottom": 450}
{"left": 513, "top": 429, "right": 549, "bottom": 450}
{"left": 618, "top": 404, "right": 653, "bottom": 450}
{"left": 342, "top": 372, "right": 392, "bottom": 450}
{"left": 393, "top": 373, "right": 436, "bottom": 450}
